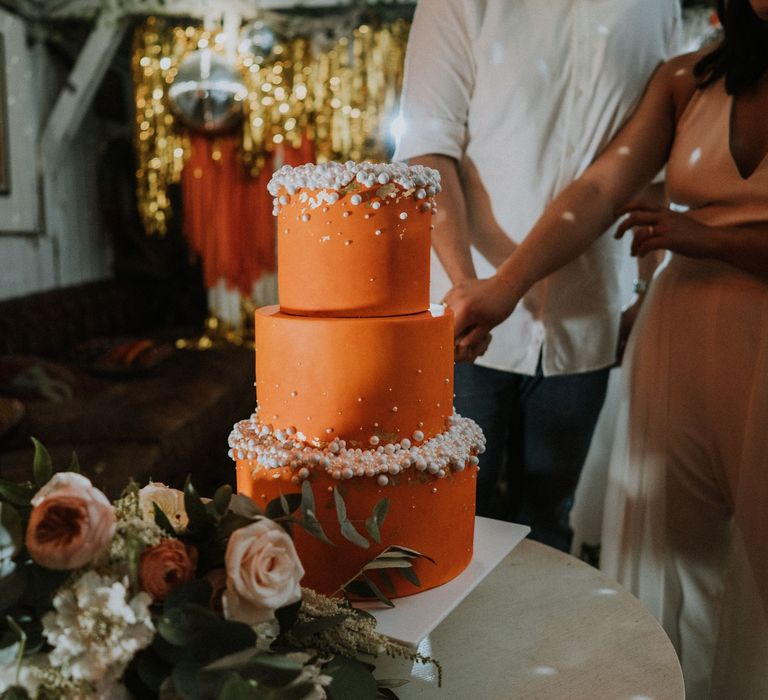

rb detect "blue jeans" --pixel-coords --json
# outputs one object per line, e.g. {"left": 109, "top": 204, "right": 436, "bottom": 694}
{"left": 454, "top": 360, "right": 609, "bottom": 552}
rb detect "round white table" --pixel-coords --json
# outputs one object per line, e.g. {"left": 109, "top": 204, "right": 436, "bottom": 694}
{"left": 375, "top": 539, "right": 685, "bottom": 699}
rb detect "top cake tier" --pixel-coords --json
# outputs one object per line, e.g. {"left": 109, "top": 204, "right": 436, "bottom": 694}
{"left": 268, "top": 161, "right": 441, "bottom": 317}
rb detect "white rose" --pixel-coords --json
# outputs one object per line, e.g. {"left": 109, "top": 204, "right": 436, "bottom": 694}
{"left": 223, "top": 518, "right": 305, "bottom": 626}
{"left": 138, "top": 482, "right": 188, "bottom": 531}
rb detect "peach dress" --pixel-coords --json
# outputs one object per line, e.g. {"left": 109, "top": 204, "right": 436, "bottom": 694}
{"left": 601, "top": 78, "right": 768, "bottom": 699}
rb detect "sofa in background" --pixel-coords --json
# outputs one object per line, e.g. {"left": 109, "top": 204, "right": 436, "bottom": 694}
{"left": 0, "top": 279, "right": 254, "bottom": 497}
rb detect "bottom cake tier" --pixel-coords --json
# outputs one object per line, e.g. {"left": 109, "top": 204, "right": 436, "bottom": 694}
{"left": 235, "top": 460, "right": 478, "bottom": 598}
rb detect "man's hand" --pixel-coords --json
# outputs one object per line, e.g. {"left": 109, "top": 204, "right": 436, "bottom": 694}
{"left": 444, "top": 275, "right": 521, "bottom": 359}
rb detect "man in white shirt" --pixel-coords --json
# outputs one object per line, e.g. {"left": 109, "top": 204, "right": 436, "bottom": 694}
{"left": 395, "top": 0, "right": 680, "bottom": 550}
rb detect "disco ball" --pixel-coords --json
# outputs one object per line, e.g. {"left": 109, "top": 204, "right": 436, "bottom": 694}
{"left": 239, "top": 19, "right": 278, "bottom": 59}
{"left": 168, "top": 49, "right": 248, "bottom": 134}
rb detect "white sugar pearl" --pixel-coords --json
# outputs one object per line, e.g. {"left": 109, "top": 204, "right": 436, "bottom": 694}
{"left": 369, "top": 435, "right": 380, "bottom": 446}
{"left": 371, "top": 201, "right": 381, "bottom": 210}
{"left": 377, "top": 172, "right": 390, "bottom": 184}
{"left": 301, "top": 214, "right": 310, "bottom": 222}
{"left": 377, "top": 475, "right": 389, "bottom": 486}
{"left": 351, "top": 194, "right": 362, "bottom": 205}
{"left": 413, "top": 430, "right": 424, "bottom": 442}
{"left": 399, "top": 212, "right": 408, "bottom": 220}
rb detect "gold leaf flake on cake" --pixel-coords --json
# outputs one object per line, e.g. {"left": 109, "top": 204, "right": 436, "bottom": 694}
{"left": 375, "top": 183, "right": 397, "bottom": 199}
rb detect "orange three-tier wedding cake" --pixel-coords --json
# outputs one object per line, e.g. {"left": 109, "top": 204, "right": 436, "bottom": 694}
{"left": 229, "top": 161, "right": 484, "bottom": 597}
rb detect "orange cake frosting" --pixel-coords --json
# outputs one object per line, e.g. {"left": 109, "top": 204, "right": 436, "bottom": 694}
{"left": 268, "top": 161, "right": 438, "bottom": 317}
{"left": 231, "top": 161, "right": 484, "bottom": 598}
{"left": 254, "top": 304, "right": 453, "bottom": 446}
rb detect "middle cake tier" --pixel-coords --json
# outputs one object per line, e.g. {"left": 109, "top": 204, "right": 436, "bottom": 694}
{"left": 255, "top": 304, "right": 453, "bottom": 446}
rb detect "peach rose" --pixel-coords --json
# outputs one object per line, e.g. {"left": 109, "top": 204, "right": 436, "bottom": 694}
{"left": 223, "top": 518, "right": 305, "bottom": 626}
{"left": 26, "top": 473, "right": 116, "bottom": 570}
{"left": 139, "top": 539, "right": 198, "bottom": 601}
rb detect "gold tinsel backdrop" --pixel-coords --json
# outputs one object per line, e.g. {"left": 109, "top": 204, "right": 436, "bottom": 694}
{"left": 132, "top": 11, "right": 411, "bottom": 238}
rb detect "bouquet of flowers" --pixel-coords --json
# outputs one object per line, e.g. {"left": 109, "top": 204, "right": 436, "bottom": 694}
{"left": 0, "top": 440, "right": 434, "bottom": 699}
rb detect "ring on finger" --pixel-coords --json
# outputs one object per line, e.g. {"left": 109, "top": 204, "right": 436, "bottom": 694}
{"left": 648, "top": 224, "right": 655, "bottom": 235}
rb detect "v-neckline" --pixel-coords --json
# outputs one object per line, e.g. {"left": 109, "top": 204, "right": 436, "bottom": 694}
{"left": 727, "top": 85, "right": 768, "bottom": 181}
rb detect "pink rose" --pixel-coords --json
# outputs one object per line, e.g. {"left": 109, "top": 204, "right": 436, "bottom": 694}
{"left": 26, "top": 473, "right": 116, "bottom": 570}
{"left": 223, "top": 518, "right": 305, "bottom": 625}
{"left": 139, "top": 539, "right": 198, "bottom": 601}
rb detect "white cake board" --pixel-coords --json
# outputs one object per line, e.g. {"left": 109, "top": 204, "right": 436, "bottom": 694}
{"left": 357, "top": 517, "right": 530, "bottom": 647}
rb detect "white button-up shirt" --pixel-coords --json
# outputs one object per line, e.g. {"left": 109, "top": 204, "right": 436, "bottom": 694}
{"left": 395, "top": 0, "right": 680, "bottom": 376}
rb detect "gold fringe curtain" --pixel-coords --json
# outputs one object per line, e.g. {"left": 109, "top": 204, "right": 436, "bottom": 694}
{"left": 132, "top": 15, "right": 411, "bottom": 236}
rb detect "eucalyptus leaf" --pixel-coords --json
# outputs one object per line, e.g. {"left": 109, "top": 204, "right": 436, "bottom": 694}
{"left": 228, "top": 493, "right": 263, "bottom": 519}
{"left": 184, "top": 477, "right": 213, "bottom": 534}
{"left": 361, "top": 558, "right": 413, "bottom": 570}
{"left": 159, "top": 604, "right": 257, "bottom": 663}
{"left": 265, "top": 493, "right": 301, "bottom": 520}
{"left": 213, "top": 485, "right": 233, "bottom": 515}
{"left": 387, "top": 545, "right": 436, "bottom": 565}
{"left": 332, "top": 487, "right": 348, "bottom": 523}
{"left": 376, "top": 688, "right": 401, "bottom": 700}
{"left": 163, "top": 579, "right": 213, "bottom": 612}
{"left": 219, "top": 511, "right": 259, "bottom": 538}
{"left": 0, "top": 480, "right": 35, "bottom": 508}
{"left": 340, "top": 520, "right": 370, "bottom": 549}
{"left": 324, "top": 655, "right": 379, "bottom": 700}
{"left": 30, "top": 438, "right": 52, "bottom": 487}
{"left": 397, "top": 565, "right": 420, "bottom": 589}
{"left": 153, "top": 502, "right": 176, "bottom": 536}
{"left": 171, "top": 659, "right": 230, "bottom": 700}
{"left": 217, "top": 675, "right": 261, "bottom": 700}
{"left": 204, "top": 646, "right": 263, "bottom": 671}
{"left": 370, "top": 499, "right": 390, "bottom": 536}
{"left": 135, "top": 647, "right": 172, "bottom": 692}
{"left": 230, "top": 653, "right": 305, "bottom": 687}
{"left": 274, "top": 599, "right": 301, "bottom": 636}
{"left": 343, "top": 577, "right": 393, "bottom": 608}
{"left": 378, "top": 570, "right": 396, "bottom": 596}
{"left": 361, "top": 575, "right": 394, "bottom": 607}
{"left": 68, "top": 451, "right": 81, "bottom": 474}
{"left": 300, "top": 480, "right": 316, "bottom": 519}
{"left": 290, "top": 515, "right": 335, "bottom": 547}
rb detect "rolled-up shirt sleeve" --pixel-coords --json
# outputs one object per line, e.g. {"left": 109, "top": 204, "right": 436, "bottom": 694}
{"left": 394, "top": 0, "right": 477, "bottom": 162}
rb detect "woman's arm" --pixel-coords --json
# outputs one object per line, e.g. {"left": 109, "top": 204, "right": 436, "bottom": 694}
{"left": 445, "top": 53, "right": 699, "bottom": 351}
{"left": 619, "top": 207, "right": 768, "bottom": 278}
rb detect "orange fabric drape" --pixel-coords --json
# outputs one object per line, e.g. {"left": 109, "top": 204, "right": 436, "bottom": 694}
{"left": 181, "top": 133, "right": 315, "bottom": 295}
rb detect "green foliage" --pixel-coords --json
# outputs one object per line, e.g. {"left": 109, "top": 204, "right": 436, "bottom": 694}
{"left": 0, "top": 441, "right": 426, "bottom": 700}
{"left": 30, "top": 438, "right": 52, "bottom": 488}
{"left": 325, "top": 656, "right": 379, "bottom": 700}
{"left": 333, "top": 488, "right": 369, "bottom": 549}
{"left": 364, "top": 499, "right": 390, "bottom": 545}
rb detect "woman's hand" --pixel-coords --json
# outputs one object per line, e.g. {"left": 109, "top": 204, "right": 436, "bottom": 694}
{"left": 615, "top": 205, "right": 715, "bottom": 259}
{"left": 444, "top": 276, "right": 521, "bottom": 362}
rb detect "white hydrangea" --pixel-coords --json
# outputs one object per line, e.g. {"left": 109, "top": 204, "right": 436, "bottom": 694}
{"left": 42, "top": 571, "right": 155, "bottom": 685}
